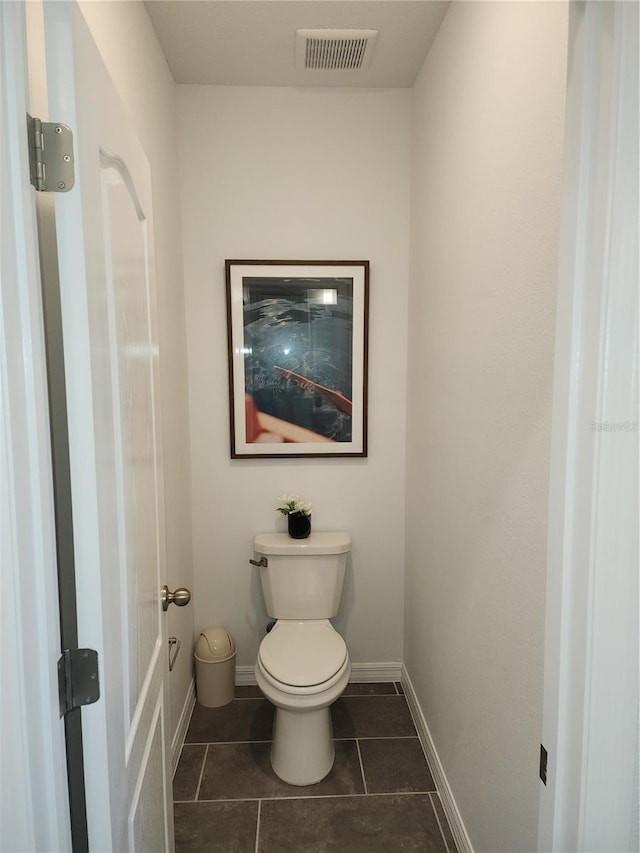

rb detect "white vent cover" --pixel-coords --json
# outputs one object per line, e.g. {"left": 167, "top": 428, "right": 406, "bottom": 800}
{"left": 296, "top": 29, "right": 379, "bottom": 72}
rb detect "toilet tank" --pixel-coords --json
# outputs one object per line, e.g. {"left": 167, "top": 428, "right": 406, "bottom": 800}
{"left": 253, "top": 532, "right": 351, "bottom": 619}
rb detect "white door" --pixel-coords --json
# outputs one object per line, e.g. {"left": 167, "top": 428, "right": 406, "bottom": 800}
{"left": 42, "top": 3, "right": 173, "bottom": 850}
{"left": 1, "top": 2, "right": 71, "bottom": 849}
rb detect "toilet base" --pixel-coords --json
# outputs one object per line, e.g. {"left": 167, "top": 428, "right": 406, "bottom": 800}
{"left": 270, "top": 705, "right": 334, "bottom": 786}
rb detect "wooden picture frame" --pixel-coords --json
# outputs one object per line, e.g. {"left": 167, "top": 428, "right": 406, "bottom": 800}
{"left": 225, "top": 259, "right": 369, "bottom": 458}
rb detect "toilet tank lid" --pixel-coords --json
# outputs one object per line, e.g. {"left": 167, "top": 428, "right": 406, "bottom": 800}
{"left": 254, "top": 531, "right": 351, "bottom": 555}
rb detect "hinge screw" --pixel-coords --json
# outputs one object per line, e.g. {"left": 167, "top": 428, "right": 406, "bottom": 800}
{"left": 57, "top": 181, "right": 66, "bottom": 190}
{"left": 63, "top": 154, "right": 71, "bottom": 162}
{"left": 55, "top": 126, "right": 63, "bottom": 134}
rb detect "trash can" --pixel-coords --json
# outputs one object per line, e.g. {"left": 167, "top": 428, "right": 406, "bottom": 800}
{"left": 194, "top": 627, "right": 236, "bottom": 707}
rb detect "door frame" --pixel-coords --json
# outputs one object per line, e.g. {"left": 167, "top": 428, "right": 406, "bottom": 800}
{"left": 539, "top": 2, "right": 639, "bottom": 850}
{"left": 0, "top": 1, "right": 71, "bottom": 849}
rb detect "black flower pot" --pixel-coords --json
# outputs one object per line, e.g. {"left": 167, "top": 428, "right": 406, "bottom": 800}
{"left": 288, "top": 512, "right": 311, "bottom": 539}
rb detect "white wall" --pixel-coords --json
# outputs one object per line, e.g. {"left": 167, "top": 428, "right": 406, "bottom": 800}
{"left": 178, "top": 86, "right": 411, "bottom": 668}
{"left": 405, "top": 3, "right": 568, "bottom": 852}
{"left": 77, "top": 1, "right": 193, "bottom": 745}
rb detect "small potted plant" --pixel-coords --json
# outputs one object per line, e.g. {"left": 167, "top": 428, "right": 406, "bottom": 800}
{"left": 277, "top": 494, "right": 312, "bottom": 539}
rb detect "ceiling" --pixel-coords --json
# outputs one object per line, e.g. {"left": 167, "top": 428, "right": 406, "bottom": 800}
{"left": 144, "top": 1, "right": 450, "bottom": 88}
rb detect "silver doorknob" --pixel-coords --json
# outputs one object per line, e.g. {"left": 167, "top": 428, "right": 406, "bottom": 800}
{"left": 161, "top": 585, "right": 191, "bottom": 612}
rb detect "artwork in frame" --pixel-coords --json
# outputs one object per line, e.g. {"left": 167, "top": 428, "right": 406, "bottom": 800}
{"left": 225, "top": 259, "right": 369, "bottom": 458}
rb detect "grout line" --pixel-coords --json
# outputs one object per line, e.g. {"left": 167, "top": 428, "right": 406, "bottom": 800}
{"left": 188, "top": 791, "right": 436, "bottom": 804}
{"left": 188, "top": 735, "right": 419, "bottom": 746}
{"left": 193, "top": 743, "right": 208, "bottom": 801}
{"left": 429, "top": 792, "right": 452, "bottom": 853}
{"left": 254, "top": 799, "right": 261, "bottom": 853}
{"left": 336, "top": 735, "right": 419, "bottom": 741}
{"left": 173, "top": 797, "right": 261, "bottom": 804}
{"left": 176, "top": 796, "right": 262, "bottom": 804}
{"left": 355, "top": 739, "right": 368, "bottom": 795}
{"left": 186, "top": 738, "right": 273, "bottom": 745}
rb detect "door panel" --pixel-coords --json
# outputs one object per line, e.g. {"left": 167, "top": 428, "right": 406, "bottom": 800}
{"left": 130, "top": 695, "right": 168, "bottom": 851}
{"left": 43, "top": 3, "right": 172, "bottom": 849}
{"left": 100, "top": 154, "right": 159, "bottom": 727}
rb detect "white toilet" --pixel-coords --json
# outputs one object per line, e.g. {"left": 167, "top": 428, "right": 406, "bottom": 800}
{"left": 253, "top": 531, "right": 351, "bottom": 786}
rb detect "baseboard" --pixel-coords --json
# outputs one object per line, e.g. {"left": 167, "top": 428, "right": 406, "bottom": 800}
{"left": 171, "top": 677, "right": 196, "bottom": 776}
{"left": 401, "top": 665, "right": 474, "bottom": 853}
{"left": 236, "top": 661, "right": 402, "bottom": 686}
{"left": 350, "top": 661, "right": 402, "bottom": 682}
{"left": 236, "top": 665, "right": 257, "bottom": 686}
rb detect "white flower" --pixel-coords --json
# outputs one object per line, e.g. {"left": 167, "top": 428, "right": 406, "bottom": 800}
{"left": 276, "top": 494, "right": 312, "bottom": 516}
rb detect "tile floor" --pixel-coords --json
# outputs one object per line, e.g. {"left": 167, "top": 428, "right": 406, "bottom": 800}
{"left": 173, "top": 682, "right": 458, "bottom": 853}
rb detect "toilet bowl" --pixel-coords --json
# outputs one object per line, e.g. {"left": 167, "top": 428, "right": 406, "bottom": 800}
{"left": 255, "top": 620, "right": 351, "bottom": 785}
{"left": 252, "top": 531, "right": 351, "bottom": 786}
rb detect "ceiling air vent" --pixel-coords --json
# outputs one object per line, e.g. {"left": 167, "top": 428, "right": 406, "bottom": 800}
{"left": 296, "top": 29, "right": 379, "bottom": 72}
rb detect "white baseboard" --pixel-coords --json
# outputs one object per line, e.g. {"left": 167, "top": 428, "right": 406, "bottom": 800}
{"left": 350, "top": 661, "right": 402, "bottom": 682}
{"left": 236, "top": 665, "right": 257, "bottom": 686}
{"left": 171, "top": 677, "right": 196, "bottom": 776}
{"left": 401, "top": 665, "right": 474, "bottom": 853}
{"left": 236, "top": 661, "right": 402, "bottom": 686}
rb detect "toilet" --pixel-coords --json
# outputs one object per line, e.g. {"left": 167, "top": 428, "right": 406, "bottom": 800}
{"left": 253, "top": 531, "right": 351, "bottom": 786}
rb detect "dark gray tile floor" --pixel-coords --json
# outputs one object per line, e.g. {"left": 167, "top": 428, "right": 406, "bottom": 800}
{"left": 174, "top": 683, "right": 458, "bottom": 853}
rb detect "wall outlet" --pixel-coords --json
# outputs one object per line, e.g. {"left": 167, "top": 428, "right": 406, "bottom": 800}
{"left": 539, "top": 744, "right": 548, "bottom": 785}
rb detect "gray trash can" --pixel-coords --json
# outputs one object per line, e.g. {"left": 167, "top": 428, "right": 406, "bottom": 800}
{"left": 194, "top": 627, "right": 236, "bottom": 707}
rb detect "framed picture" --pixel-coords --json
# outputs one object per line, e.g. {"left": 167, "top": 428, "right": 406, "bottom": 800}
{"left": 225, "top": 259, "right": 369, "bottom": 458}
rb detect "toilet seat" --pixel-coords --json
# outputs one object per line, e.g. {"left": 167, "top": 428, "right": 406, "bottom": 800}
{"left": 258, "top": 620, "right": 348, "bottom": 690}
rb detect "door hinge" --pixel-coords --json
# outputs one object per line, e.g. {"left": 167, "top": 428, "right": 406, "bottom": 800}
{"left": 57, "top": 648, "right": 100, "bottom": 717}
{"left": 539, "top": 743, "right": 548, "bottom": 785}
{"left": 27, "top": 113, "right": 75, "bottom": 193}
